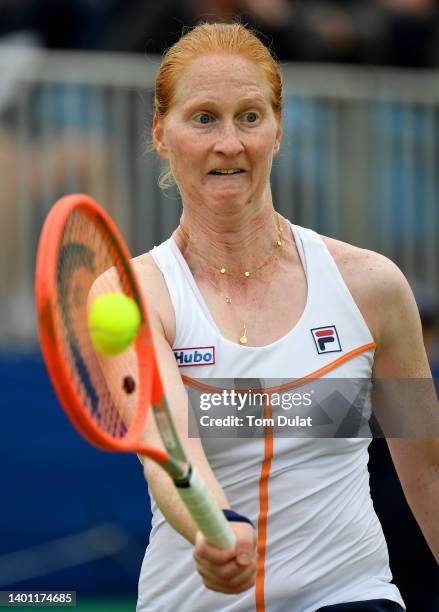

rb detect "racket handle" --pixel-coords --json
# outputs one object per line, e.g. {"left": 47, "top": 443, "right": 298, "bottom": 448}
{"left": 176, "top": 466, "right": 236, "bottom": 549}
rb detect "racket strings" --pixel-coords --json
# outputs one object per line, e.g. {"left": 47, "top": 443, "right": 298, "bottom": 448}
{"left": 55, "top": 209, "right": 139, "bottom": 440}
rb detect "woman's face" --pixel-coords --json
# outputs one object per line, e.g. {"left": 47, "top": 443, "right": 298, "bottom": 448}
{"left": 153, "top": 53, "right": 282, "bottom": 214}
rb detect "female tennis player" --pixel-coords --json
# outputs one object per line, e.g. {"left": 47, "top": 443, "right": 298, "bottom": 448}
{"left": 135, "top": 22, "right": 438, "bottom": 612}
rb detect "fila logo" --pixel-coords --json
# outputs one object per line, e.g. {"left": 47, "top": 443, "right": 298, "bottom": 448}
{"left": 311, "top": 326, "right": 342, "bottom": 355}
{"left": 173, "top": 346, "right": 215, "bottom": 367}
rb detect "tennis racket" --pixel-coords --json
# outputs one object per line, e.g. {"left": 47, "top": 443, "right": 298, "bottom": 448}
{"left": 35, "top": 193, "right": 235, "bottom": 549}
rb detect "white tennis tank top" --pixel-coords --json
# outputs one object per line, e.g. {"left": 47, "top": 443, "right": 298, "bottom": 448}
{"left": 137, "top": 224, "right": 405, "bottom": 612}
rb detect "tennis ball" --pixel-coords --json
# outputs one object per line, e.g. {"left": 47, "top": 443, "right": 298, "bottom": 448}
{"left": 88, "top": 293, "right": 141, "bottom": 355}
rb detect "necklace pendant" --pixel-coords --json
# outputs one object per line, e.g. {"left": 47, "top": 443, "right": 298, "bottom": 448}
{"left": 244, "top": 271, "right": 250, "bottom": 278}
{"left": 220, "top": 267, "right": 226, "bottom": 275}
{"left": 239, "top": 324, "right": 248, "bottom": 345}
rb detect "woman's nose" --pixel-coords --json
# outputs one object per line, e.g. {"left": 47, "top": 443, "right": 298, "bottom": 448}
{"left": 213, "top": 121, "right": 245, "bottom": 156}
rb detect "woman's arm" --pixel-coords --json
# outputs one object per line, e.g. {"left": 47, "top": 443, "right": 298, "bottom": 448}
{"left": 370, "top": 256, "right": 439, "bottom": 563}
{"left": 135, "top": 257, "right": 257, "bottom": 592}
{"left": 140, "top": 317, "right": 231, "bottom": 544}
{"left": 327, "top": 238, "right": 439, "bottom": 563}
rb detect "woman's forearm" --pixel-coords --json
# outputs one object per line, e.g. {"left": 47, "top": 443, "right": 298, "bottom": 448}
{"left": 143, "top": 458, "right": 230, "bottom": 545}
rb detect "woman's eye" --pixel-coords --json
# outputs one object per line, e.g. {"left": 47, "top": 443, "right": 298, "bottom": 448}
{"left": 194, "top": 113, "right": 212, "bottom": 124}
{"left": 243, "top": 112, "right": 259, "bottom": 123}
{"left": 192, "top": 112, "right": 259, "bottom": 125}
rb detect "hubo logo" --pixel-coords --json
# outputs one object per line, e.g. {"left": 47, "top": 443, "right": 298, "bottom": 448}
{"left": 311, "top": 325, "right": 342, "bottom": 354}
{"left": 173, "top": 346, "right": 216, "bottom": 367}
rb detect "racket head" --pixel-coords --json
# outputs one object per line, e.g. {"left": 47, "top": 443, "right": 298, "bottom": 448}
{"left": 35, "top": 194, "right": 167, "bottom": 463}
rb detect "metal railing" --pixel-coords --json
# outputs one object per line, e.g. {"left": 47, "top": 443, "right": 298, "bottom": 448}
{"left": 0, "top": 49, "right": 437, "bottom": 346}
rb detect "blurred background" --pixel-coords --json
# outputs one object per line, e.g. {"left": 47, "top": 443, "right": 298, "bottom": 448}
{"left": 0, "top": 0, "right": 438, "bottom": 610}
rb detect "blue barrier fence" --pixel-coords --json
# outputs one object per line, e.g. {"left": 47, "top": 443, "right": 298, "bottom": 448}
{"left": 0, "top": 351, "right": 151, "bottom": 594}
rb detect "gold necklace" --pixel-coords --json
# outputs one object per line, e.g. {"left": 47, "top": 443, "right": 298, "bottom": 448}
{"left": 179, "top": 213, "right": 284, "bottom": 345}
{"left": 179, "top": 213, "right": 283, "bottom": 278}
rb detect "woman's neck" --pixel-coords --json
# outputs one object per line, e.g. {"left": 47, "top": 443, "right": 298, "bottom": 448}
{"left": 175, "top": 205, "right": 283, "bottom": 276}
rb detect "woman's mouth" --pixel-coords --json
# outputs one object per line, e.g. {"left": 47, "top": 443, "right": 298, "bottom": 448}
{"left": 209, "top": 169, "right": 246, "bottom": 177}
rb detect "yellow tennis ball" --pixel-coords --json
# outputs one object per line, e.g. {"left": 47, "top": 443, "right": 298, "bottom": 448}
{"left": 88, "top": 293, "right": 141, "bottom": 355}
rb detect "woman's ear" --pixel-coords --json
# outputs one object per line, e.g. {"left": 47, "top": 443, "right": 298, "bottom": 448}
{"left": 152, "top": 115, "right": 169, "bottom": 160}
{"left": 273, "top": 124, "right": 282, "bottom": 155}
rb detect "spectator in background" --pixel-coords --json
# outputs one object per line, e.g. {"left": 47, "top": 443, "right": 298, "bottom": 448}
{"left": 6, "top": 0, "right": 436, "bottom": 68}
{"left": 346, "top": 0, "right": 439, "bottom": 67}
{"left": 78, "top": 0, "right": 439, "bottom": 67}
{"left": 233, "top": 0, "right": 361, "bottom": 62}
{"left": 377, "top": 0, "right": 439, "bottom": 66}
{"left": 1, "top": 0, "right": 438, "bottom": 66}
{"left": 85, "top": 0, "right": 361, "bottom": 62}
{"left": 0, "top": 0, "right": 98, "bottom": 49}
{"left": 235, "top": 0, "right": 439, "bottom": 66}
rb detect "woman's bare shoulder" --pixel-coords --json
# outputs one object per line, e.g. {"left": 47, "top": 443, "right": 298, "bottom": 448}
{"left": 320, "top": 235, "right": 413, "bottom": 342}
{"left": 132, "top": 252, "right": 165, "bottom": 281}
{"left": 131, "top": 252, "right": 176, "bottom": 344}
{"left": 321, "top": 235, "right": 406, "bottom": 283}
{"left": 322, "top": 235, "right": 398, "bottom": 274}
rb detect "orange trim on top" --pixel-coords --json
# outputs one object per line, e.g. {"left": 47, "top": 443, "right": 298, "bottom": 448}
{"left": 182, "top": 340, "right": 376, "bottom": 612}
{"left": 265, "top": 342, "right": 376, "bottom": 395}
{"left": 181, "top": 342, "right": 376, "bottom": 394}
{"left": 255, "top": 398, "right": 273, "bottom": 612}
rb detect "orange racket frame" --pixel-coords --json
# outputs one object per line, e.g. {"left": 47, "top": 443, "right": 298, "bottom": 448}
{"left": 35, "top": 194, "right": 236, "bottom": 550}
{"left": 35, "top": 194, "right": 167, "bottom": 463}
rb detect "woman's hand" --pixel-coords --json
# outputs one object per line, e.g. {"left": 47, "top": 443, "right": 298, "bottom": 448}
{"left": 193, "top": 523, "right": 257, "bottom": 594}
